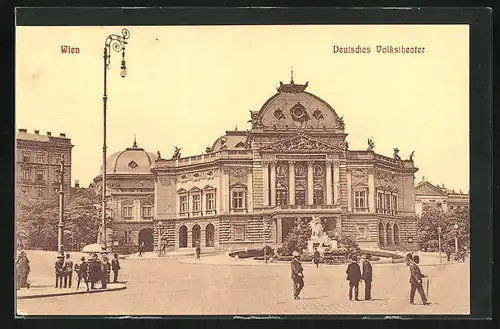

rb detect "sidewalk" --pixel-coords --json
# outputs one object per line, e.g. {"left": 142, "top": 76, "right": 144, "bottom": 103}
{"left": 17, "top": 282, "right": 126, "bottom": 300}
{"left": 123, "top": 249, "right": 224, "bottom": 260}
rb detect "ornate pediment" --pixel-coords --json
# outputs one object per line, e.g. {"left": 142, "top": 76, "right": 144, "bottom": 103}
{"left": 415, "top": 181, "right": 447, "bottom": 196}
{"left": 260, "top": 135, "right": 340, "bottom": 154}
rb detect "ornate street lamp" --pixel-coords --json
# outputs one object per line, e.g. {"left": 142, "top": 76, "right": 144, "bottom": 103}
{"left": 437, "top": 226, "right": 442, "bottom": 263}
{"left": 57, "top": 157, "right": 65, "bottom": 254}
{"left": 453, "top": 223, "right": 459, "bottom": 253}
{"left": 101, "top": 28, "right": 130, "bottom": 251}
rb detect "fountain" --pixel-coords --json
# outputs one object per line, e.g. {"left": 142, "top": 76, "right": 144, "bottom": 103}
{"left": 307, "top": 215, "right": 338, "bottom": 254}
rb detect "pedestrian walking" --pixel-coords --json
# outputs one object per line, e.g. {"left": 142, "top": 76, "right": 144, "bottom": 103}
{"left": 160, "top": 240, "right": 166, "bottom": 256}
{"left": 138, "top": 241, "right": 144, "bottom": 257}
{"left": 88, "top": 253, "right": 101, "bottom": 290}
{"left": 111, "top": 253, "right": 121, "bottom": 283}
{"left": 409, "top": 255, "right": 430, "bottom": 305}
{"left": 101, "top": 254, "right": 111, "bottom": 288}
{"left": 16, "top": 251, "right": 30, "bottom": 290}
{"left": 361, "top": 253, "right": 373, "bottom": 300}
{"left": 54, "top": 254, "right": 64, "bottom": 288}
{"left": 291, "top": 251, "right": 304, "bottom": 300}
{"left": 313, "top": 248, "right": 320, "bottom": 268}
{"left": 346, "top": 255, "right": 361, "bottom": 301}
{"left": 196, "top": 244, "right": 201, "bottom": 260}
{"left": 63, "top": 253, "right": 74, "bottom": 288}
{"left": 76, "top": 256, "right": 89, "bottom": 291}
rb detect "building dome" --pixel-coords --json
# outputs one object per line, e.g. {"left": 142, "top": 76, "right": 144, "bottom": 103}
{"left": 251, "top": 79, "right": 345, "bottom": 131}
{"left": 104, "top": 138, "right": 157, "bottom": 175}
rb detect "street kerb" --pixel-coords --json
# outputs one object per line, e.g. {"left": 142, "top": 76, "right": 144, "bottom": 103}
{"left": 17, "top": 283, "right": 127, "bottom": 300}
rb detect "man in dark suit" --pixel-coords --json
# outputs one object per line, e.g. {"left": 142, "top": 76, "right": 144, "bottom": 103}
{"left": 291, "top": 251, "right": 304, "bottom": 300}
{"left": 76, "top": 256, "right": 89, "bottom": 291}
{"left": 346, "top": 255, "right": 361, "bottom": 301}
{"left": 361, "top": 253, "right": 373, "bottom": 300}
{"left": 88, "top": 253, "right": 101, "bottom": 290}
{"left": 313, "top": 248, "right": 320, "bottom": 268}
{"left": 409, "top": 255, "right": 430, "bottom": 305}
{"left": 54, "top": 254, "right": 64, "bottom": 288}
{"left": 111, "top": 253, "right": 121, "bottom": 283}
{"left": 63, "top": 253, "right": 74, "bottom": 288}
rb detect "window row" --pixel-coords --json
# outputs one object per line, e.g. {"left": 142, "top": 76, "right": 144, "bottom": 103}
{"left": 20, "top": 186, "right": 45, "bottom": 197}
{"left": 21, "top": 151, "right": 65, "bottom": 164}
{"left": 376, "top": 191, "right": 398, "bottom": 214}
{"left": 121, "top": 205, "right": 153, "bottom": 219}
{"left": 21, "top": 169, "right": 62, "bottom": 182}
{"left": 378, "top": 222, "right": 400, "bottom": 246}
{"left": 276, "top": 184, "right": 325, "bottom": 206}
{"left": 179, "top": 192, "right": 216, "bottom": 214}
{"left": 178, "top": 224, "right": 215, "bottom": 248}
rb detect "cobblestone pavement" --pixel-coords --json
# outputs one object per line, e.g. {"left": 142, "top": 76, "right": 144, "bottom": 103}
{"left": 16, "top": 251, "right": 469, "bottom": 316}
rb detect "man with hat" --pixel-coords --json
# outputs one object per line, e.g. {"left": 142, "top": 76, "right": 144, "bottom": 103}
{"left": 54, "top": 254, "right": 64, "bottom": 288}
{"left": 16, "top": 251, "right": 30, "bottom": 290}
{"left": 361, "top": 253, "right": 373, "bottom": 300}
{"left": 76, "top": 256, "right": 89, "bottom": 291}
{"left": 63, "top": 253, "right": 74, "bottom": 288}
{"left": 409, "top": 255, "right": 430, "bottom": 305}
{"left": 111, "top": 253, "right": 121, "bottom": 283}
{"left": 346, "top": 255, "right": 362, "bottom": 301}
{"left": 291, "top": 251, "right": 304, "bottom": 300}
{"left": 88, "top": 253, "right": 101, "bottom": 290}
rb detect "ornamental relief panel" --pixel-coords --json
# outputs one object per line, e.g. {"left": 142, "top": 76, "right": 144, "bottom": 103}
{"left": 176, "top": 169, "right": 219, "bottom": 183}
{"left": 227, "top": 167, "right": 249, "bottom": 184}
{"left": 375, "top": 170, "right": 400, "bottom": 191}
{"left": 348, "top": 168, "right": 368, "bottom": 187}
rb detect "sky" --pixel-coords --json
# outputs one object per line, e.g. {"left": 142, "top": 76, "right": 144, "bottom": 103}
{"left": 16, "top": 25, "right": 469, "bottom": 192}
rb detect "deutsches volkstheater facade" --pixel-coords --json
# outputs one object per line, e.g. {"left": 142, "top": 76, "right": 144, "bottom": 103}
{"left": 149, "top": 78, "right": 419, "bottom": 252}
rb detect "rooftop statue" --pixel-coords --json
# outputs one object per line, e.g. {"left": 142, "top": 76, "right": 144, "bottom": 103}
{"left": 171, "top": 147, "right": 182, "bottom": 160}
{"left": 393, "top": 148, "right": 401, "bottom": 160}
{"left": 367, "top": 138, "right": 375, "bottom": 151}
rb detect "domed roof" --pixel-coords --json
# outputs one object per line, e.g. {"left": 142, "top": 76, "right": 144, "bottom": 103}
{"left": 104, "top": 138, "right": 157, "bottom": 175}
{"left": 252, "top": 79, "right": 345, "bottom": 131}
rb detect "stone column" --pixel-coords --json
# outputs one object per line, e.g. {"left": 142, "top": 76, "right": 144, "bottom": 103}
{"left": 270, "top": 161, "right": 277, "bottom": 207}
{"left": 262, "top": 161, "right": 269, "bottom": 207}
{"left": 247, "top": 170, "right": 253, "bottom": 212}
{"left": 347, "top": 170, "right": 352, "bottom": 212}
{"left": 217, "top": 172, "right": 223, "bottom": 214}
{"left": 368, "top": 169, "right": 375, "bottom": 212}
{"left": 325, "top": 160, "right": 333, "bottom": 205}
{"left": 307, "top": 161, "right": 314, "bottom": 205}
{"left": 289, "top": 160, "right": 295, "bottom": 205}
{"left": 223, "top": 169, "right": 230, "bottom": 213}
{"left": 277, "top": 217, "right": 283, "bottom": 243}
{"left": 333, "top": 161, "right": 340, "bottom": 205}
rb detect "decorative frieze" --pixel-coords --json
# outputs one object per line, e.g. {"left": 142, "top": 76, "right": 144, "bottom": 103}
{"left": 177, "top": 169, "right": 219, "bottom": 183}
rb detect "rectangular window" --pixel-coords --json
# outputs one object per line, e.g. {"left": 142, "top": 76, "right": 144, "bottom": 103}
{"left": 377, "top": 192, "right": 384, "bottom": 210}
{"left": 22, "top": 169, "right": 30, "bottom": 180}
{"left": 142, "top": 205, "right": 153, "bottom": 218}
{"left": 21, "top": 186, "right": 29, "bottom": 195}
{"left": 22, "top": 152, "right": 30, "bottom": 162}
{"left": 234, "top": 226, "right": 245, "bottom": 240}
{"left": 392, "top": 195, "right": 398, "bottom": 213}
{"left": 37, "top": 153, "right": 44, "bottom": 163}
{"left": 122, "top": 206, "right": 133, "bottom": 218}
{"left": 206, "top": 193, "right": 215, "bottom": 210}
{"left": 295, "top": 190, "right": 306, "bottom": 206}
{"left": 385, "top": 194, "right": 391, "bottom": 212}
{"left": 354, "top": 191, "right": 367, "bottom": 209}
{"left": 180, "top": 195, "right": 188, "bottom": 213}
{"left": 36, "top": 187, "right": 44, "bottom": 198}
{"left": 36, "top": 171, "right": 44, "bottom": 181}
{"left": 232, "top": 191, "right": 245, "bottom": 209}
{"left": 192, "top": 194, "right": 201, "bottom": 212}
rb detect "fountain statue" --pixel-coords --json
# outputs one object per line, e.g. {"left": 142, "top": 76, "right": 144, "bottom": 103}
{"left": 307, "top": 215, "right": 338, "bottom": 254}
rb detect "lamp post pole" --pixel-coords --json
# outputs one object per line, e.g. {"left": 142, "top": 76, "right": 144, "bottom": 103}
{"left": 57, "top": 158, "right": 65, "bottom": 254}
{"left": 453, "top": 224, "right": 459, "bottom": 254}
{"left": 437, "top": 226, "right": 442, "bottom": 264}
{"left": 101, "top": 28, "right": 130, "bottom": 251}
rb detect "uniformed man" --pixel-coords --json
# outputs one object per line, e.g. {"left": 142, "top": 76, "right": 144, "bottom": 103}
{"left": 291, "top": 251, "right": 304, "bottom": 300}
{"left": 409, "top": 255, "right": 430, "bottom": 305}
{"left": 361, "top": 253, "right": 373, "bottom": 300}
{"left": 346, "top": 255, "right": 361, "bottom": 301}
{"left": 111, "top": 253, "right": 121, "bottom": 283}
{"left": 76, "top": 256, "right": 89, "bottom": 291}
{"left": 313, "top": 247, "right": 320, "bottom": 268}
{"left": 54, "top": 254, "right": 64, "bottom": 288}
{"left": 63, "top": 253, "right": 74, "bottom": 288}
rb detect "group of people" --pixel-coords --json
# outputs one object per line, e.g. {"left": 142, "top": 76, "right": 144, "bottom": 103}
{"left": 55, "top": 252, "right": 121, "bottom": 291}
{"left": 291, "top": 250, "right": 430, "bottom": 305}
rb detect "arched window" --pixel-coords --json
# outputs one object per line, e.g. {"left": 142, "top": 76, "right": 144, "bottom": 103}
{"left": 386, "top": 223, "right": 393, "bottom": 245}
{"left": 179, "top": 225, "right": 188, "bottom": 248}
{"left": 295, "top": 184, "right": 306, "bottom": 205}
{"left": 205, "top": 224, "right": 215, "bottom": 247}
{"left": 313, "top": 184, "right": 324, "bottom": 205}
{"left": 393, "top": 223, "right": 400, "bottom": 245}
{"left": 378, "top": 222, "right": 385, "bottom": 245}
{"left": 276, "top": 183, "right": 288, "bottom": 206}
{"left": 192, "top": 224, "right": 201, "bottom": 247}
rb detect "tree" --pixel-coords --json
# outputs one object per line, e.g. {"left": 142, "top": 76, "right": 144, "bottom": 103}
{"left": 16, "top": 188, "right": 101, "bottom": 251}
{"left": 442, "top": 207, "right": 470, "bottom": 251}
{"left": 282, "top": 218, "right": 312, "bottom": 256}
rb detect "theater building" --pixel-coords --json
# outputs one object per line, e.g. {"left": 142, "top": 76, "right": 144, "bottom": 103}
{"left": 93, "top": 138, "right": 157, "bottom": 253}
{"left": 414, "top": 178, "right": 470, "bottom": 216}
{"left": 151, "top": 78, "right": 420, "bottom": 252}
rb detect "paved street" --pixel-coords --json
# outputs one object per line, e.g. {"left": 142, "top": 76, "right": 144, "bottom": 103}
{"left": 17, "top": 251, "right": 469, "bottom": 316}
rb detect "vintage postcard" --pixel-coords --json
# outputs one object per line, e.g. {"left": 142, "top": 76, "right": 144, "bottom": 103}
{"left": 15, "top": 20, "right": 472, "bottom": 316}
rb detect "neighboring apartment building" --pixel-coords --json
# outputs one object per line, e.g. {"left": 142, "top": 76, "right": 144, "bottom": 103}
{"left": 16, "top": 129, "right": 73, "bottom": 202}
{"left": 414, "top": 178, "right": 470, "bottom": 216}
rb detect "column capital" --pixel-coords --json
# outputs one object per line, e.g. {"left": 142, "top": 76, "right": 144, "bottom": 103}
{"left": 262, "top": 160, "right": 270, "bottom": 166}
{"left": 307, "top": 160, "right": 315, "bottom": 166}
{"left": 289, "top": 160, "right": 296, "bottom": 166}
{"left": 326, "top": 159, "right": 334, "bottom": 166}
